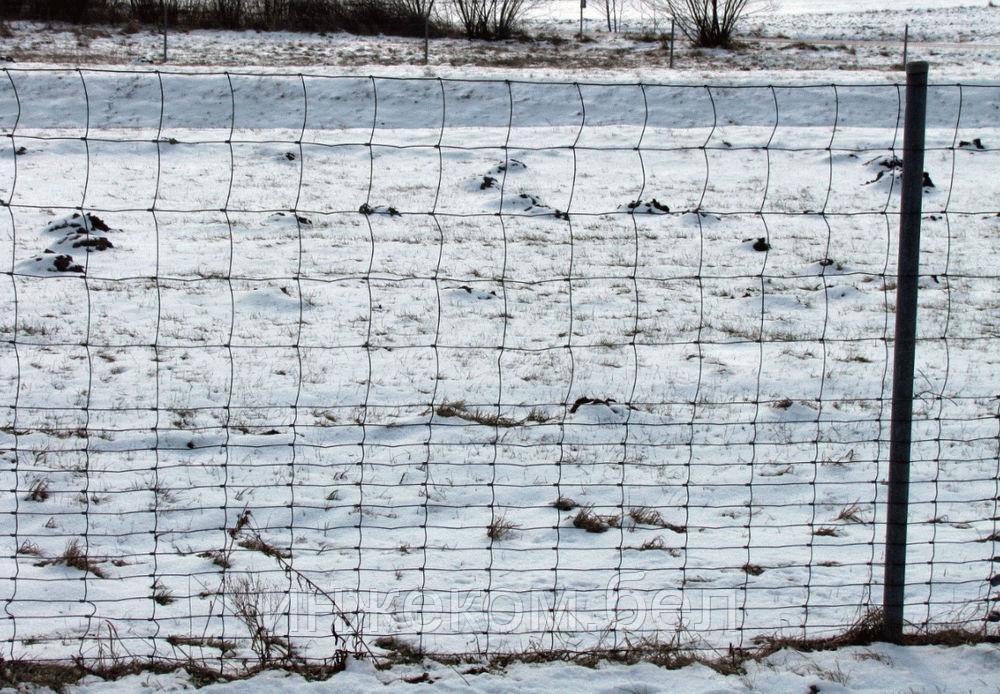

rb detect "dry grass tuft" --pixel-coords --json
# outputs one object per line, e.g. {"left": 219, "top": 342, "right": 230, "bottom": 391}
{"left": 524, "top": 407, "right": 553, "bottom": 423}
{"left": 25, "top": 479, "right": 50, "bottom": 502}
{"left": 628, "top": 507, "right": 687, "bottom": 533}
{"left": 153, "top": 580, "right": 176, "bottom": 606}
{"left": 16, "top": 541, "right": 44, "bottom": 557}
{"left": 36, "top": 540, "right": 107, "bottom": 578}
{"left": 638, "top": 537, "right": 667, "bottom": 551}
{"left": 436, "top": 401, "right": 522, "bottom": 428}
{"left": 753, "top": 609, "right": 885, "bottom": 653}
{"left": 636, "top": 537, "right": 680, "bottom": 555}
{"left": 572, "top": 508, "right": 620, "bottom": 534}
{"left": 836, "top": 502, "right": 866, "bottom": 524}
{"left": 237, "top": 535, "right": 291, "bottom": 560}
{"left": 487, "top": 513, "right": 519, "bottom": 541}
{"left": 166, "top": 634, "right": 238, "bottom": 654}
{"left": 374, "top": 636, "right": 424, "bottom": 664}
{"left": 813, "top": 526, "right": 842, "bottom": 537}
{"left": 628, "top": 506, "right": 664, "bottom": 526}
{"left": 552, "top": 496, "right": 578, "bottom": 511}
{"left": 1, "top": 609, "right": 997, "bottom": 684}
{"left": 197, "top": 549, "right": 232, "bottom": 569}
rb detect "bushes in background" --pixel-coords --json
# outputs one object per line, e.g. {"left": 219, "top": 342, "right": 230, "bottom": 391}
{"left": 0, "top": 0, "right": 533, "bottom": 39}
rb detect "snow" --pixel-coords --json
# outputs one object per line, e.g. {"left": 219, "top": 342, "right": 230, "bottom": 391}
{"left": 0, "top": 1, "right": 998, "bottom": 690}
{"left": 58, "top": 644, "right": 1000, "bottom": 693}
{"left": 770, "top": 0, "right": 988, "bottom": 13}
{"left": 0, "top": 67, "right": 997, "bottom": 670}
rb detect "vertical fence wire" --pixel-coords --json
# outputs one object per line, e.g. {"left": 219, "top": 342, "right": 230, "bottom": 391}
{"left": 76, "top": 67, "right": 96, "bottom": 659}
{"left": 149, "top": 68, "right": 166, "bottom": 665}
{"left": 2, "top": 67, "right": 21, "bottom": 662}
{"left": 924, "top": 83, "right": 961, "bottom": 628}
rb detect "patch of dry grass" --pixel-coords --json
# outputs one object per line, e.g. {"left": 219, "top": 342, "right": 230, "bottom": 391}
{"left": 36, "top": 540, "right": 107, "bottom": 579}
{"left": 572, "top": 508, "right": 620, "bottom": 534}
{"left": 25, "top": 479, "right": 50, "bottom": 502}
{"left": 814, "top": 526, "right": 843, "bottom": 537}
{"left": 487, "top": 513, "right": 519, "bottom": 541}
{"left": 435, "top": 401, "right": 521, "bottom": 428}
{"left": 236, "top": 535, "right": 291, "bottom": 560}
{"left": 628, "top": 507, "right": 686, "bottom": 534}
{"left": 836, "top": 502, "right": 866, "bottom": 524}
{"left": 166, "top": 634, "right": 238, "bottom": 654}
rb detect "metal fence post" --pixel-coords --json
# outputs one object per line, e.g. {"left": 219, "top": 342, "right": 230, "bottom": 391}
{"left": 669, "top": 18, "right": 675, "bottom": 69}
{"left": 902, "top": 24, "right": 909, "bottom": 70}
{"left": 162, "top": 0, "right": 168, "bottom": 63}
{"left": 883, "top": 60, "right": 929, "bottom": 643}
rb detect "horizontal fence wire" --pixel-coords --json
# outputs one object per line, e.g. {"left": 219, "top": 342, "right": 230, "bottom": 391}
{"left": 0, "top": 68, "right": 998, "bottom": 670}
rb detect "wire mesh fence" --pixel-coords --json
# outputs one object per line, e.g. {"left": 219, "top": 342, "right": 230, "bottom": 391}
{"left": 0, "top": 67, "right": 997, "bottom": 671}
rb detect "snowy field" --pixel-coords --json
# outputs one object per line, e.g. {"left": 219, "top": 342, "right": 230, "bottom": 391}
{"left": 55, "top": 642, "right": 1000, "bottom": 693}
{"left": 0, "top": 2, "right": 999, "bottom": 691}
{"left": 0, "top": 68, "right": 998, "bottom": 674}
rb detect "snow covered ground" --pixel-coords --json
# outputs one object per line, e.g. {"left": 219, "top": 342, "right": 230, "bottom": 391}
{"left": 0, "top": 2, "right": 998, "bottom": 691}
{"left": 55, "top": 643, "right": 1000, "bottom": 693}
{"left": 533, "top": 0, "right": 1000, "bottom": 42}
{"left": 0, "top": 67, "right": 997, "bottom": 671}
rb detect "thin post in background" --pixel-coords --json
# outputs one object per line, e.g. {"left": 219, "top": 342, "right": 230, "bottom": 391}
{"left": 579, "top": 0, "right": 585, "bottom": 39}
{"left": 883, "top": 60, "right": 929, "bottom": 643}
{"left": 162, "top": 0, "right": 168, "bottom": 63}
{"left": 423, "top": 0, "right": 432, "bottom": 65}
{"left": 902, "top": 23, "right": 909, "bottom": 70}
{"left": 669, "top": 18, "right": 675, "bottom": 68}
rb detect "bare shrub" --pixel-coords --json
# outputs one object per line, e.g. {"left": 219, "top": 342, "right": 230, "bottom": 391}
{"left": 643, "top": 0, "right": 772, "bottom": 48}
{"left": 308, "top": 0, "right": 449, "bottom": 37}
{"left": 448, "top": 0, "right": 535, "bottom": 39}
{"left": 225, "top": 575, "right": 300, "bottom": 665}
{"left": 128, "top": 0, "right": 168, "bottom": 23}
{"left": 602, "top": 0, "right": 625, "bottom": 32}
{"left": 2, "top": 0, "right": 450, "bottom": 36}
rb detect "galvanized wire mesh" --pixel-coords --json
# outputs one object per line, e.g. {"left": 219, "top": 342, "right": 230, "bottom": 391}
{"left": 0, "top": 68, "right": 997, "bottom": 670}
